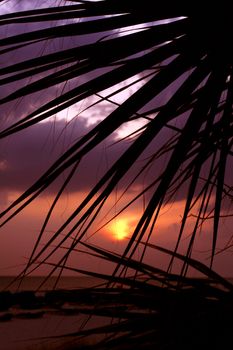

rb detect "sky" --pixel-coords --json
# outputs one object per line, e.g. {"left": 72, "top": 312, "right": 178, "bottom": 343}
{"left": 0, "top": 1, "right": 232, "bottom": 279}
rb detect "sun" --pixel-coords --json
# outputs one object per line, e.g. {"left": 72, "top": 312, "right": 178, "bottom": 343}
{"left": 109, "top": 219, "right": 130, "bottom": 241}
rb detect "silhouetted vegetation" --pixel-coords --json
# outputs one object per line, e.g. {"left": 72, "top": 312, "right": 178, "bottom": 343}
{"left": 0, "top": 1, "right": 233, "bottom": 348}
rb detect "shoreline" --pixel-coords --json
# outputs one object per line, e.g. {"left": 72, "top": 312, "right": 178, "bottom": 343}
{"left": 1, "top": 276, "right": 233, "bottom": 349}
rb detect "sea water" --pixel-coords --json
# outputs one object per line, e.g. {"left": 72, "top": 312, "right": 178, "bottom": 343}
{"left": 0, "top": 275, "right": 104, "bottom": 292}
{"left": 0, "top": 276, "right": 107, "bottom": 350}
{"left": 0, "top": 276, "right": 232, "bottom": 350}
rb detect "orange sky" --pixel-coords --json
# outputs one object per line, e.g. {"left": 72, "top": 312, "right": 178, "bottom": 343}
{"left": 0, "top": 188, "right": 232, "bottom": 277}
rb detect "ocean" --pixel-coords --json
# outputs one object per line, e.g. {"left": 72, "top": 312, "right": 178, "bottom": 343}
{"left": 0, "top": 275, "right": 232, "bottom": 350}
{"left": 0, "top": 275, "right": 104, "bottom": 292}
{"left": 0, "top": 276, "right": 108, "bottom": 350}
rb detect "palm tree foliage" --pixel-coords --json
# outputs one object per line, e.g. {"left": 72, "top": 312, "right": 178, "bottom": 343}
{"left": 0, "top": 1, "right": 233, "bottom": 349}
{"left": 0, "top": 0, "right": 232, "bottom": 280}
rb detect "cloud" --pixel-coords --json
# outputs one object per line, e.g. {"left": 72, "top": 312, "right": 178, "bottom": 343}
{"left": 0, "top": 117, "right": 125, "bottom": 193}
{"left": 0, "top": 0, "right": 114, "bottom": 131}
{"left": 0, "top": 114, "right": 182, "bottom": 213}
{"left": 1, "top": 1, "right": 232, "bottom": 216}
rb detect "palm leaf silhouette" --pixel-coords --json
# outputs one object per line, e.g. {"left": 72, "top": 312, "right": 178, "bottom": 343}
{"left": 0, "top": 0, "right": 232, "bottom": 281}
{"left": 1, "top": 2, "right": 233, "bottom": 349}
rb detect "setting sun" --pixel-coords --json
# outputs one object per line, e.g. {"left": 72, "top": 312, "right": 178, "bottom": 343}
{"left": 109, "top": 219, "right": 130, "bottom": 241}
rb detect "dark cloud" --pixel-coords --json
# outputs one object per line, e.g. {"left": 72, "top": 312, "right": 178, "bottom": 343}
{"left": 0, "top": 116, "right": 126, "bottom": 193}
{"left": 0, "top": 111, "right": 178, "bottom": 196}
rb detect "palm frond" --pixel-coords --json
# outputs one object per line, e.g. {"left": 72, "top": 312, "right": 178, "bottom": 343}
{"left": 0, "top": 0, "right": 232, "bottom": 279}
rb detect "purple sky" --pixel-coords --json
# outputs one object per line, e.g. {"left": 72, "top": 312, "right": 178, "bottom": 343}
{"left": 0, "top": 1, "right": 232, "bottom": 279}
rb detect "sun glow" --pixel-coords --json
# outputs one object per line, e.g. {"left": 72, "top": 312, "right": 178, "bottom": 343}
{"left": 110, "top": 219, "right": 130, "bottom": 241}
